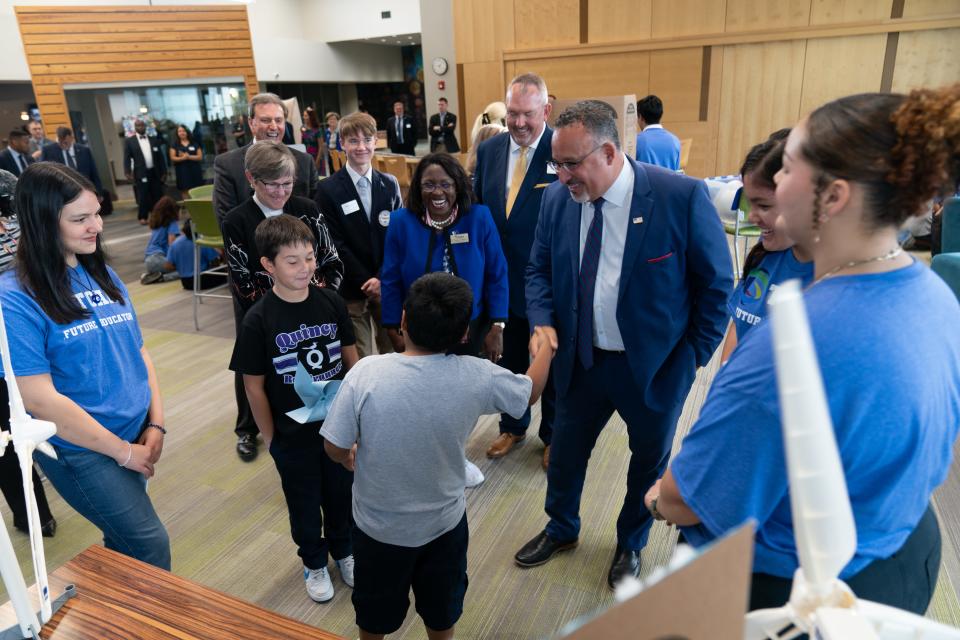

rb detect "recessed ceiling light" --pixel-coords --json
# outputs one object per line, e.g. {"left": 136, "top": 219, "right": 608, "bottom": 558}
{"left": 380, "top": 38, "right": 386, "bottom": 42}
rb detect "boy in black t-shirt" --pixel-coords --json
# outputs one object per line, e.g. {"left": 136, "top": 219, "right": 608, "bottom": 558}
{"left": 230, "top": 215, "right": 359, "bottom": 604}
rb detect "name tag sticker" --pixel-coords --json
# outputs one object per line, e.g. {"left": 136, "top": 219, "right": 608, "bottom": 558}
{"left": 378, "top": 210, "right": 391, "bottom": 227}
{"left": 341, "top": 200, "right": 360, "bottom": 214}
{"left": 450, "top": 232, "right": 470, "bottom": 244}
{"left": 546, "top": 164, "right": 557, "bottom": 175}
{"left": 405, "top": 123, "right": 412, "bottom": 128}
{"left": 152, "top": 147, "right": 159, "bottom": 152}
{"left": 141, "top": 177, "right": 148, "bottom": 183}
{"left": 188, "top": 146, "right": 195, "bottom": 152}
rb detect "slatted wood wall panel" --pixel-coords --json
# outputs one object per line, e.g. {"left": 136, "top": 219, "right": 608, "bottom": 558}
{"left": 15, "top": 5, "right": 259, "bottom": 133}
{"left": 453, "top": 0, "right": 960, "bottom": 177}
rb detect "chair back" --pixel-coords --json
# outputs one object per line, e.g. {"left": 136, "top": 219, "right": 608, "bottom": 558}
{"left": 940, "top": 198, "right": 960, "bottom": 254}
{"left": 679, "top": 138, "right": 693, "bottom": 172}
{"left": 183, "top": 199, "right": 223, "bottom": 247}
{"left": 330, "top": 149, "right": 345, "bottom": 172}
{"left": 382, "top": 156, "right": 410, "bottom": 188}
{"left": 188, "top": 184, "right": 214, "bottom": 199}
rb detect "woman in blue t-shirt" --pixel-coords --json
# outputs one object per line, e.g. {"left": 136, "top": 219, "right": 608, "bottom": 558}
{"left": 646, "top": 85, "right": 960, "bottom": 614}
{"left": 0, "top": 162, "right": 170, "bottom": 569}
{"left": 719, "top": 130, "right": 812, "bottom": 363}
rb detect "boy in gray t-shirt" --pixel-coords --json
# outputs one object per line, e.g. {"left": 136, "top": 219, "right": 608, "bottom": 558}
{"left": 323, "top": 273, "right": 552, "bottom": 640}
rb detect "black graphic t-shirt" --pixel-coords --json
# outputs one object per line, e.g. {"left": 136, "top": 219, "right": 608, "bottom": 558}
{"left": 230, "top": 287, "right": 356, "bottom": 435}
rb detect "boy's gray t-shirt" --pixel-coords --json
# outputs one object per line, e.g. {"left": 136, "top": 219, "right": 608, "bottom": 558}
{"left": 321, "top": 352, "right": 531, "bottom": 547}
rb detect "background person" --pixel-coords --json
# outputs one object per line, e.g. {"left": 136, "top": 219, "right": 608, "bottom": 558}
{"left": 649, "top": 85, "right": 960, "bottom": 614}
{"left": 635, "top": 95, "right": 682, "bottom": 171}
{"left": 169, "top": 124, "right": 204, "bottom": 199}
{"left": 41, "top": 127, "right": 103, "bottom": 195}
{"left": 123, "top": 120, "right": 167, "bottom": 225}
{"left": 429, "top": 97, "right": 460, "bottom": 153}
{"left": 0, "top": 162, "right": 170, "bottom": 569}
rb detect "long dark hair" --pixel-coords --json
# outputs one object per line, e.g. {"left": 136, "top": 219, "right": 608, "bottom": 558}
{"left": 175, "top": 124, "right": 193, "bottom": 145}
{"left": 741, "top": 129, "right": 790, "bottom": 276}
{"left": 15, "top": 162, "right": 123, "bottom": 324}
{"left": 407, "top": 153, "right": 473, "bottom": 218}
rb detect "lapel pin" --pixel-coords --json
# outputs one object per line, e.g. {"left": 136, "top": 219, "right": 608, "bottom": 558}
{"left": 632, "top": 217, "right": 644, "bottom": 224}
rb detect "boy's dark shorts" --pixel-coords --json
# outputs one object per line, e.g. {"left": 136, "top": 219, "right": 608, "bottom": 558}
{"left": 352, "top": 513, "right": 469, "bottom": 634}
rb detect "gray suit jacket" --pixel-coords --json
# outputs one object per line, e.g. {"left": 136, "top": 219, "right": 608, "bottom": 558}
{"left": 212, "top": 142, "right": 318, "bottom": 225}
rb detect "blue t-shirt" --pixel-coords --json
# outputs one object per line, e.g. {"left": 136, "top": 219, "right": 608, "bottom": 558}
{"left": 166, "top": 235, "right": 217, "bottom": 278}
{"left": 727, "top": 248, "right": 813, "bottom": 340}
{"left": 672, "top": 261, "right": 960, "bottom": 579}
{"left": 635, "top": 127, "right": 681, "bottom": 171}
{"left": 0, "top": 266, "right": 149, "bottom": 450}
{"left": 144, "top": 221, "right": 180, "bottom": 258}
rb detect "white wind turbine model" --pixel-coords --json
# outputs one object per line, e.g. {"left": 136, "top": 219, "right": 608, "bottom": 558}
{"left": 0, "top": 299, "right": 74, "bottom": 639}
{"left": 747, "top": 280, "right": 960, "bottom": 640}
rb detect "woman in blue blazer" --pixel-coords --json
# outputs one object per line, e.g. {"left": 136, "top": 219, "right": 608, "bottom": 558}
{"left": 382, "top": 153, "right": 509, "bottom": 360}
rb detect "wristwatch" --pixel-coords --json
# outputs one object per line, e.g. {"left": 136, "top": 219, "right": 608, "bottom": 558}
{"left": 493, "top": 321, "right": 506, "bottom": 330}
{"left": 649, "top": 496, "right": 665, "bottom": 521}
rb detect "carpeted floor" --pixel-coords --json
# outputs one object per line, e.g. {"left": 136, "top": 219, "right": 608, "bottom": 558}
{"left": 0, "top": 203, "right": 957, "bottom": 638}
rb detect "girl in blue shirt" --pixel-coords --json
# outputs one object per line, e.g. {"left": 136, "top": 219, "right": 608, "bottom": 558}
{"left": 646, "top": 85, "right": 960, "bottom": 614}
{"left": 141, "top": 195, "right": 180, "bottom": 284}
{"left": 0, "top": 162, "right": 170, "bottom": 569}
{"left": 719, "top": 130, "right": 813, "bottom": 363}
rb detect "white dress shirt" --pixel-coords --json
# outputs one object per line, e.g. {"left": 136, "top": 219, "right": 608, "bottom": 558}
{"left": 578, "top": 157, "right": 634, "bottom": 351}
{"left": 504, "top": 126, "right": 546, "bottom": 194}
{"left": 137, "top": 135, "right": 154, "bottom": 170}
{"left": 253, "top": 194, "right": 283, "bottom": 218}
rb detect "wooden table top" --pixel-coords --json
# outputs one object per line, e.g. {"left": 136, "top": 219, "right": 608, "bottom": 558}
{"left": 0, "top": 545, "right": 345, "bottom": 639}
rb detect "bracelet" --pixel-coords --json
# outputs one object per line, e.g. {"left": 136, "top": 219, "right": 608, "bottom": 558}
{"left": 649, "top": 496, "right": 665, "bottom": 522}
{"left": 119, "top": 442, "right": 133, "bottom": 468}
{"left": 147, "top": 422, "right": 167, "bottom": 435}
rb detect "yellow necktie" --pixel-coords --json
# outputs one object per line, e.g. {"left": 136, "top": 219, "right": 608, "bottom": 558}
{"left": 506, "top": 146, "right": 528, "bottom": 218}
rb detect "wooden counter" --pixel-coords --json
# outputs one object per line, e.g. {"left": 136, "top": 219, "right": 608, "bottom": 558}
{"left": 0, "top": 545, "right": 345, "bottom": 639}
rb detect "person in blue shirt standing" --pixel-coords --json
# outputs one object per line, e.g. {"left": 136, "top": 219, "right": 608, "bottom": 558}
{"left": 646, "top": 85, "right": 960, "bottom": 614}
{"left": 719, "top": 129, "right": 813, "bottom": 363}
{"left": 0, "top": 162, "right": 170, "bottom": 569}
{"left": 635, "top": 95, "right": 682, "bottom": 171}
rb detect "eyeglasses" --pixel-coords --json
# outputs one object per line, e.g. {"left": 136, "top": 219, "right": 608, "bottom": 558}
{"left": 547, "top": 145, "right": 604, "bottom": 173}
{"left": 256, "top": 178, "right": 295, "bottom": 192}
{"left": 422, "top": 181, "right": 455, "bottom": 192}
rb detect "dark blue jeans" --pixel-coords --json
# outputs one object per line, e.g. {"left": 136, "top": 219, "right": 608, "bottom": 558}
{"left": 35, "top": 444, "right": 170, "bottom": 570}
{"left": 545, "top": 350, "right": 684, "bottom": 551}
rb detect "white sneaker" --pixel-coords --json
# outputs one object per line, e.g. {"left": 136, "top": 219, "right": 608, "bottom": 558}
{"left": 465, "top": 459, "right": 484, "bottom": 488}
{"left": 304, "top": 565, "right": 334, "bottom": 602}
{"left": 336, "top": 555, "right": 355, "bottom": 588}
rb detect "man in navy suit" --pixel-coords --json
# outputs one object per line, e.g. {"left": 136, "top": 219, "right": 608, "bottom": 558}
{"left": 0, "top": 130, "right": 34, "bottom": 177}
{"left": 123, "top": 119, "right": 166, "bottom": 223}
{"left": 474, "top": 72, "right": 558, "bottom": 470}
{"left": 314, "top": 111, "right": 402, "bottom": 358}
{"left": 515, "top": 100, "right": 732, "bottom": 588}
{"left": 386, "top": 101, "right": 416, "bottom": 156}
{"left": 41, "top": 127, "right": 103, "bottom": 192}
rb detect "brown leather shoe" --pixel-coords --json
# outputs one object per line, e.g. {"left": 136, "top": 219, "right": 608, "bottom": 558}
{"left": 486, "top": 433, "right": 525, "bottom": 458}
{"left": 542, "top": 444, "right": 550, "bottom": 471}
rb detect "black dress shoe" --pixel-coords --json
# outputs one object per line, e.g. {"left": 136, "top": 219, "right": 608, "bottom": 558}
{"left": 13, "top": 517, "right": 57, "bottom": 538}
{"left": 607, "top": 547, "right": 641, "bottom": 589}
{"left": 236, "top": 434, "right": 258, "bottom": 461}
{"left": 515, "top": 530, "right": 578, "bottom": 567}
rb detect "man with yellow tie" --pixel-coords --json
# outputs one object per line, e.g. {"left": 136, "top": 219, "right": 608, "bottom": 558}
{"left": 473, "top": 72, "right": 558, "bottom": 470}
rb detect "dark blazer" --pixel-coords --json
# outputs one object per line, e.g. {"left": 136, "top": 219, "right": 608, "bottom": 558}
{"left": 0, "top": 149, "right": 34, "bottom": 177}
{"left": 386, "top": 115, "right": 416, "bottom": 155}
{"left": 314, "top": 166, "right": 402, "bottom": 301}
{"left": 473, "top": 128, "right": 557, "bottom": 318}
{"left": 526, "top": 158, "right": 733, "bottom": 410}
{"left": 428, "top": 112, "right": 460, "bottom": 152}
{"left": 123, "top": 134, "right": 166, "bottom": 181}
{"left": 212, "top": 142, "right": 318, "bottom": 225}
{"left": 41, "top": 142, "right": 102, "bottom": 192}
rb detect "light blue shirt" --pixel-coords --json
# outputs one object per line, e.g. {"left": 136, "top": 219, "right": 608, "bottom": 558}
{"left": 578, "top": 157, "right": 633, "bottom": 351}
{"left": 636, "top": 125, "right": 681, "bottom": 171}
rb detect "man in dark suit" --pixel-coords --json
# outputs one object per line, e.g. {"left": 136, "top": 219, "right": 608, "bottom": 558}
{"left": 213, "top": 92, "right": 318, "bottom": 226}
{"left": 474, "top": 72, "right": 557, "bottom": 470}
{"left": 386, "top": 100, "right": 416, "bottom": 156}
{"left": 515, "top": 100, "right": 732, "bottom": 588}
{"left": 42, "top": 127, "right": 103, "bottom": 192}
{"left": 314, "top": 112, "right": 402, "bottom": 358}
{"left": 212, "top": 92, "right": 319, "bottom": 461}
{"left": 123, "top": 120, "right": 166, "bottom": 224}
{"left": 428, "top": 97, "right": 460, "bottom": 153}
{"left": 0, "top": 130, "right": 34, "bottom": 177}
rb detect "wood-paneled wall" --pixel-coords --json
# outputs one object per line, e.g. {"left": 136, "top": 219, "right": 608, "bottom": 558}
{"left": 16, "top": 5, "right": 259, "bottom": 133}
{"left": 453, "top": 0, "right": 960, "bottom": 177}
